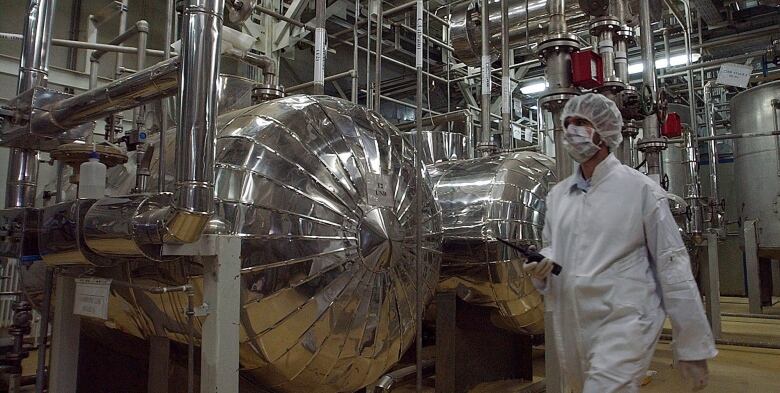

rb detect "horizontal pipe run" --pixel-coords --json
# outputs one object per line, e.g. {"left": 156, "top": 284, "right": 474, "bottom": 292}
{"left": 666, "top": 130, "right": 780, "bottom": 145}
{"left": 663, "top": 50, "right": 766, "bottom": 75}
{"left": 286, "top": 69, "right": 356, "bottom": 92}
{"left": 90, "top": 20, "right": 149, "bottom": 61}
{"left": 359, "top": 89, "right": 442, "bottom": 115}
{"left": 396, "top": 109, "right": 472, "bottom": 131}
{"left": 660, "top": 334, "right": 780, "bottom": 350}
{"left": 110, "top": 280, "right": 193, "bottom": 294}
{"left": 0, "top": 32, "right": 168, "bottom": 57}
{"left": 31, "top": 57, "right": 180, "bottom": 133}
{"left": 397, "top": 23, "right": 453, "bottom": 51}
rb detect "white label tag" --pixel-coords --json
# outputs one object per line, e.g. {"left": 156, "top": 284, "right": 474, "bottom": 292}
{"left": 481, "top": 55, "right": 492, "bottom": 92}
{"left": 716, "top": 63, "right": 753, "bottom": 88}
{"left": 591, "top": 59, "right": 597, "bottom": 78}
{"left": 366, "top": 173, "right": 394, "bottom": 207}
{"left": 74, "top": 278, "right": 111, "bottom": 320}
{"left": 314, "top": 28, "right": 327, "bottom": 84}
{"left": 415, "top": 2, "right": 423, "bottom": 68}
{"left": 501, "top": 75, "right": 511, "bottom": 114}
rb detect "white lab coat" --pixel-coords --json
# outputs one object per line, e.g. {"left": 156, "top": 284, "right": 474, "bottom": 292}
{"left": 536, "top": 154, "right": 717, "bottom": 393}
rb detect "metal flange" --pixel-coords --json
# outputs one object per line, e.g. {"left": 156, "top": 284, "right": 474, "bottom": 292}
{"left": 536, "top": 33, "right": 581, "bottom": 59}
{"left": 589, "top": 16, "right": 622, "bottom": 36}
{"left": 252, "top": 84, "right": 286, "bottom": 104}
{"left": 539, "top": 91, "right": 579, "bottom": 111}
{"left": 636, "top": 137, "right": 668, "bottom": 153}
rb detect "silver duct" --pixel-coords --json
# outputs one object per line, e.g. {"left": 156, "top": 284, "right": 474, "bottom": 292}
{"left": 6, "top": 0, "right": 57, "bottom": 208}
{"left": 683, "top": 125, "right": 703, "bottom": 239}
{"left": 703, "top": 81, "right": 720, "bottom": 228}
{"left": 478, "top": 0, "right": 495, "bottom": 154}
{"left": 169, "top": 0, "right": 225, "bottom": 243}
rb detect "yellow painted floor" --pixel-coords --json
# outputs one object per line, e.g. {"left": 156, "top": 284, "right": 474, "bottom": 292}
{"left": 394, "top": 296, "right": 780, "bottom": 392}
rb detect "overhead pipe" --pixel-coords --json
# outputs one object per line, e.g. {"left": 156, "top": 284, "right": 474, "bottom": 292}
{"left": 449, "top": 0, "right": 588, "bottom": 67}
{"left": 0, "top": 32, "right": 169, "bottom": 56}
{"left": 6, "top": 0, "right": 57, "bottom": 208}
{"left": 500, "top": 0, "right": 511, "bottom": 149}
{"left": 286, "top": 70, "right": 356, "bottom": 93}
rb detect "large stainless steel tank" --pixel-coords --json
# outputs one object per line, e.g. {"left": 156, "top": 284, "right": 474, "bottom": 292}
{"left": 428, "top": 152, "right": 557, "bottom": 333}
{"left": 27, "top": 95, "right": 443, "bottom": 392}
{"left": 731, "top": 81, "right": 780, "bottom": 255}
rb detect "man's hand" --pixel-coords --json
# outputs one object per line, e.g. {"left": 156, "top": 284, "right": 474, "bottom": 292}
{"left": 678, "top": 360, "right": 709, "bottom": 391}
{"left": 522, "top": 258, "right": 556, "bottom": 280}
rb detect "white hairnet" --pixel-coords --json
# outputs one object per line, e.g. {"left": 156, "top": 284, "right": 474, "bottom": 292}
{"left": 560, "top": 93, "right": 623, "bottom": 149}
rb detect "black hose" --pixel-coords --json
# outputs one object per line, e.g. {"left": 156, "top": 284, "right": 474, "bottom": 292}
{"left": 634, "top": 159, "right": 647, "bottom": 170}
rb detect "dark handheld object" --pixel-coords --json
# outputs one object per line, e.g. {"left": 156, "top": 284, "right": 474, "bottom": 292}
{"left": 494, "top": 237, "right": 562, "bottom": 276}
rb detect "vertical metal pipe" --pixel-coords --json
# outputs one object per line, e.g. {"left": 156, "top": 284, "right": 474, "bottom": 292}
{"left": 500, "top": 0, "right": 511, "bottom": 149}
{"left": 160, "top": 0, "right": 174, "bottom": 192}
{"left": 373, "top": 3, "right": 383, "bottom": 109}
{"left": 682, "top": 0, "right": 697, "bottom": 138}
{"left": 352, "top": 0, "right": 359, "bottom": 103}
{"left": 479, "top": 0, "right": 493, "bottom": 154}
{"left": 173, "top": 0, "right": 224, "bottom": 224}
{"left": 639, "top": 0, "right": 661, "bottom": 181}
{"left": 366, "top": 2, "right": 372, "bottom": 109}
{"left": 598, "top": 30, "right": 616, "bottom": 80}
{"left": 703, "top": 81, "right": 719, "bottom": 219}
{"left": 7, "top": 0, "right": 56, "bottom": 208}
{"left": 34, "top": 268, "right": 54, "bottom": 393}
{"left": 313, "top": 0, "right": 326, "bottom": 94}
{"left": 134, "top": 23, "right": 150, "bottom": 192}
{"left": 114, "top": 0, "right": 129, "bottom": 78}
{"left": 414, "top": 1, "right": 424, "bottom": 389}
{"left": 684, "top": 126, "right": 702, "bottom": 237}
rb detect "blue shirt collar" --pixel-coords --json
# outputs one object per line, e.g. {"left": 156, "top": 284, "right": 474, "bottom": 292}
{"left": 569, "top": 153, "right": 620, "bottom": 194}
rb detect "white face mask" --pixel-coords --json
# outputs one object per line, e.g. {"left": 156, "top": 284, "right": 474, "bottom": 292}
{"left": 563, "top": 124, "right": 601, "bottom": 163}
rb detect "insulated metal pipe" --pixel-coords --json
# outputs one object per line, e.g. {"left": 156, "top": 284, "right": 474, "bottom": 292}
{"left": 33, "top": 268, "right": 54, "bottom": 393}
{"left": 114, "top": 0, "right": 129, "bottom": 79}
{"left": 7, "top": 0, "right": 56, "bottom": 208}
{"left": 352, "top": 0, "right": 359, "bottom": 103}
{"left": 313, "top": 0, "right": 326, "bottom": 94}
{"left": 170, "top": 0, "right": 225, "bottom": 242}
{"left": 500, "top": 0, "right": 511, "bottom": 149}
{"left": 31, "top": 57, "right": 181, "bottom": 134}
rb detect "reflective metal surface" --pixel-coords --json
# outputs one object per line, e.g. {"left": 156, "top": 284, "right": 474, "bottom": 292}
{"left": 403, "top": 131, "right": 466, "bottom": 165}
{"left": 216, "top": 74, "right": 256, "bottom": 115}
{"left": 663, "top": 103, "right": 691, "bottom": 198}
{"left": 28, "top": 95, "right": 443, "bottom": 392}
{"left": 429, "top": 152, "right": 556, "bottom": 333}
{"left": 731, "top": 81, "right": 780, "bottom": 253}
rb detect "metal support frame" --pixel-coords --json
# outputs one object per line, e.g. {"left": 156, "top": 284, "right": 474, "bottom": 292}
{"left": 744, "top": 220, "right": 763, "bottom": 314}
{"left": 164, "top": 235, "right": 241, "bottom": 393}
{"left": 703, "top": 232, "right": 721, "bottom": 338}
{"left": 48, "top": 275, "right": 81, "bottom": 393}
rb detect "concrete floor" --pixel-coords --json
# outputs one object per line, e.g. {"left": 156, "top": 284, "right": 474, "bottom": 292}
{"left": 394, "top": 296, "right": 780, "bottom": 393}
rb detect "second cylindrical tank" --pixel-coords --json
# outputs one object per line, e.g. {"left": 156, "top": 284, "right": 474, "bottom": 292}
{"left": 429, "top": 152, "right": 557, "bottom": 333}
{"left": 731, "top": 81, "right": 780, "bottom": 255}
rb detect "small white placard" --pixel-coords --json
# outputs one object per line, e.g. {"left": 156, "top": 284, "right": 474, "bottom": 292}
{"left": 512, "top": 125, "right": 533, "bottom": 142}
{"left": 366, "top": 173, "right": 394, "bottom": 207}
{"left": 716, "top": 63, "right": 753, "bottom": 88}
{"left": 74, "top": 278, "right": 112, "bottom": 320}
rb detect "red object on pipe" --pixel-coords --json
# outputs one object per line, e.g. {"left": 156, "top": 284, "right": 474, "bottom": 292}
{"left": 571, "top": 50, "right": 604, "bottom": 89}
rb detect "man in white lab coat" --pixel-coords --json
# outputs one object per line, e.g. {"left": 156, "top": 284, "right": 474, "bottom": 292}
{"left": 524, "top": 93, "right": 717, "bottom": 392}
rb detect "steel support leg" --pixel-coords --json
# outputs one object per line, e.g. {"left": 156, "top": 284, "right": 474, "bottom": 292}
{"left": 744, "top": 220, "right": 762, "bottom": 314}
{"left": 703, "top": 233, "right": 721, "bottom": 338}
{"left": 49, "top": 276, "right": 81, "bottom": 393}
{"left": 544, "top": 310, "right": 561, "bottom": 393}
{"left": 164, "top": 235, "right": 241, "bottom": 393}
